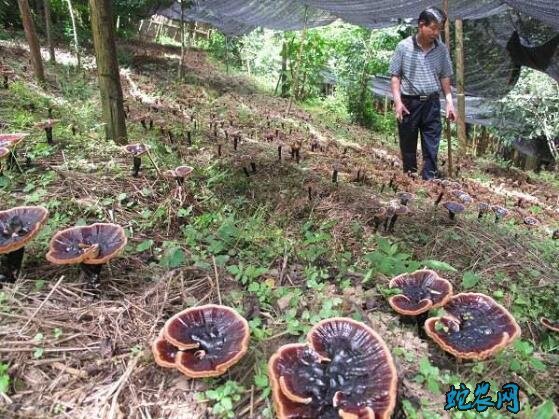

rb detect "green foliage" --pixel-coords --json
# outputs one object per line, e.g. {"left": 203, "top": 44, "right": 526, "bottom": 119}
{"left": 0, "top": 363, "right": 10, "bottom": 394}
{"left": 201, "top": 380, "right": 246, "bottom": 419}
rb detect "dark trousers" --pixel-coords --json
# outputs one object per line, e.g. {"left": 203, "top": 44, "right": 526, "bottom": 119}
{"left": 398, "top": 97, "right": 442, "bottom": 180}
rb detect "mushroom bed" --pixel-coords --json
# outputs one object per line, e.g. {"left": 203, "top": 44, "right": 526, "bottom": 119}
{"left": 164, "top": 306, "right": 248, "bottom": 375}
{"left": 270, "top": 319, "right": 396, "bottom": 418}
{"left": 425, "top": 293, "right": 520, "bottom": 358}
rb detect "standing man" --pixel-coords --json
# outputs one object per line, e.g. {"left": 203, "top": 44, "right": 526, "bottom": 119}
{"left": 389, "top": 7, "right": 456, "bottom": 180}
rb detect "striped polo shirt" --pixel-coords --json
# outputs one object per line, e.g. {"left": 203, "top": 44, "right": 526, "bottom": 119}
{"left": 389, "top": 35, "right": 453, "bottom": 96}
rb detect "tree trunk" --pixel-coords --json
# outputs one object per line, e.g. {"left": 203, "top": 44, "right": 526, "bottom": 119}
{"left": 455, "top": 19, "right": 467, "bottom": 154}
{"left": 178, "top": 0, "right": 186, "bottom": 79}
{"left": 286, "top": 7, "right": 308, "bottom": 114}
{"left": 89, "top": 0, "right": 127, "bottom": 144}
{"left": 280, "top": 39, "right": 289, "bottom": 97}
{"left": 66, "top": 0, "right": 80, "bottom": 69}
{"left": 18, "top": 0, "right": 45, "bottom": 83}
{"left": 44, "top": 0, "right": 55, "bottom": 63}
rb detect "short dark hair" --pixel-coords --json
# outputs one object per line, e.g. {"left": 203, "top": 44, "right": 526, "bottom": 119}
{"left": 418, "top": 7, "right": 447, "bottom": 26}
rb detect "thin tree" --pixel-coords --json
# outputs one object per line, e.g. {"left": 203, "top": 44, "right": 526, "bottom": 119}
{"left": 66, "top": 0, "right": 81, "bottom": 68}
{"left": 17, "top": 0, "right": 45, "bottom": 83}
{"left": 44, "top": 0, "right": 55, "bottom": 63}
{"left": 89, "top": 0, "right": 127, "bottom": 144}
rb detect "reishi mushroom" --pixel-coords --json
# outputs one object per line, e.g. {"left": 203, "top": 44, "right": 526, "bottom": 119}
{"left": 268, "top": 317, "right": 397, "bottom": 419}
{"left": 0, "top": 147, "right": 9, "bottom": 173}
{"left": 46, "top": 223, "right": 127, "bottom": 289}
{"left": 424, "top": 293, "right": 521, "bottom": 360}
{"left": 35, "top": 119, "right": 60, "bottom": 144}
{"left": 0, "top": 206, "right": 49, "bottom": 283}
{"left": 492, "top": 205, "right": 509, "bottom": 223}
{"left": 154, "top": 304, "right": 250, "bottom": 378}
{"left": 122, "top": 143, "right": 149, "bottom": 177}
{"left": 389, "top": 269, "right": 453, "bottom": 336}
{"left": 165, "top": 165, "right": 193, "bottom": 186}
{"left": 540, "top": 317, "right": 559, "bottom": 333}
{"left": 442, "top": 201, "right": 465, "bottom": 220}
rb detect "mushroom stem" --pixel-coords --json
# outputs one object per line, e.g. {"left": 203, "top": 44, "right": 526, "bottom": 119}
{"left": 243, "top": 167, "right": 250, "bottom": 178}
{"left": 416, "top": 312, "right": 429, "bottom": 339}
{"left": 233, "top": 136, "right": 238, "bottom": 150}
{"left": 45, "top": 127, "right": 53, "bottom": 144}
{"left": 149, "top": 119, "right": 154, "bottom": 130}
{"left": 478, "top": 210, "right": 484, "bottom": 219}
{"left": 373, "top": 217, "right": 382, "bottom": 232}
{"left": 448, "top": 211, "right": 455, "bottom": 220}
{"left": 434, "top": 192, "right": 444, "bottom": 206}
{"left": 250, "top": 162, "right": 257, "bottom": 173}
{"left": 80, "top": 263, "right": 103, "bottom": 289}
{"left": 278, "top": 145, "right": 282, "bottom": 161}
{"left": 186, "top": 131, "right": 192, "bottom": 145}
{"left": 0, "top": 247, "right": 25, "bottom": 283}
{"left": 133, "top": 157, "right": 141, "bottom": 177}
{"left": 3, "top": 75, "right": 8, "bottom": 89}
{"left": 217, "top": 144, "right": 222, "bottom": 157}
{"left": 307, "top": 186, "right": 312, "bottom": 201}
{"left": 332, "top": 169, "right": 338, "bottom": 183}
{"left": 388, "top": 214, "right": 398, "bottom": 232}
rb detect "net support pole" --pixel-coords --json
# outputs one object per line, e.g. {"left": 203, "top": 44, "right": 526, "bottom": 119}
{"left": 443, "top": 0, "right": 453, "bottom": 177}
{"left": 455, "top": 18, "right": 467, "bottom": 155}
{"left": 286, "top": 6, "right": 308, "bottom": 115}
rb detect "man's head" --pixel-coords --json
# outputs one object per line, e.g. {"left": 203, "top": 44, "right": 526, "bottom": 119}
{"left": 418, "top": 7, "right": 446, "bottom": 42}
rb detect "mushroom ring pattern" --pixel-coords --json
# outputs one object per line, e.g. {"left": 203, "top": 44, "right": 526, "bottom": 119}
{"left": 268, "top": 317, "right": 397, "bottom": 419}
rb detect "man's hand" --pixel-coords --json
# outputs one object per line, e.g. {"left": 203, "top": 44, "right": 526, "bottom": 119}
{"left": 446, "top": 103, "right": 456, "bottom": 122}
{"left": 395, "top": 101, "right": 410, "bottom": 122}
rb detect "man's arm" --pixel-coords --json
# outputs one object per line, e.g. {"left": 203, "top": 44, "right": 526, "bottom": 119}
{"left": 440, "top": 77, "right": 456, "bottom": 122}
{"left": 391, "top": 75, "right": 409, "bottom": 122}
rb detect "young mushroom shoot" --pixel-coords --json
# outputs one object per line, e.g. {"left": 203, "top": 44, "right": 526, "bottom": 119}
{"left": 153, "top": 304, "right": 250, "bottom": 378}
{"left": 442, "top": 201, "right": 465, "bottom": 221}
{"left": 122, "top": 143, "right": 149, "bottom": 177}
{"left": 492, "top": 205, "right": 509, "bottom": 223}
{"left": 0, "top": 206, "right": 49, "bottom": 283}
{"left": 424, "top": 293, "right": 521, "bottom": 360}
{"left": 268, "top": 317, "right": 397, "bottom": 419}
{"left": 46, "top": 223, "right": 127, "bottom": 290}
{"left": 387, "top": 201, "right": 410, "bottom": 233}
{"left": 388, "top": 269, "right": 453, "bottom": 338}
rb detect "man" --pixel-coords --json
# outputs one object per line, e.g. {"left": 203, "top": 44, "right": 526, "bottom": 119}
{"left": 389, "top": 7, "right": 456, "bottom": 180}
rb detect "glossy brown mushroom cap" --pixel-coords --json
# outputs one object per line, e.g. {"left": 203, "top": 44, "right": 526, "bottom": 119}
{"left": 163, "top": 304, "right": 249, "bottom": 378}
{"left": 424, "top": 293, "right": 521, "bottom": 360}
{"left": 122, "top": 143, "right": 149, "bottom": 156}
{"left": 152, "top": 331, "right": 180, "bottom": 368}
{"left": 492, "top": 205, "right": 509, "bottom": 218}
{"left": 46, "top": 223, "right": 127, "bottom": 265}
{"left": 269, "top": 318, "right": 397, "bottom": 419}
{"left": 166, "top": 165, "right": 194, "bottom": 179}
{"left": 443, "top": 201, "right": 465, "bottom": 214}
{"left": 0, "top": 147, "right": 9, "bottom": 160}
{"left": 523, "top": 217, "right": 539, "bottom": 226}
{"left": 0, "top": 206, "right": 49, "bottom": 253}
{"left": 388, "top": 269, "right": 453, "bottom": 316}
{"left": 540, "top": 317, "right": 559, "bottom": 332}
{"left": 0, "top": 133, "right": 29, "bottom": 148}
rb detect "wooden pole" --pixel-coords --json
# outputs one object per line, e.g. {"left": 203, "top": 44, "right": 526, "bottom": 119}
{"left": 89, "top": 0, "right": 127, "bottom": 144}
{"left": 443, "top": 0, "right": 453, "bottom": 177}
{"left": 455, "top": 18, "right": 467, "bottom": 155}
{"left": 44, "top": 0, "right": 55, "bottom": 63}
{"left": 17, "top": 0, "right": 45, "bottom": 84}
{"left": 286, "top": 6, "right": 308, "bottom": 115}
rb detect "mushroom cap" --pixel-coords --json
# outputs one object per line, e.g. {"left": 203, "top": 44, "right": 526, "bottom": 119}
{"left": 168, "top": 165, "right": 193, "bottom": 179}
{"left": 0, "top": 133, "right": 29, "bottom": 148}
{"left": 396, "top": 192, "right": 415, "bottom": 204}
{"left": 0, "top": 147, "right": 9, "bottom": 160}
{"left": 46, "top": 223, "right": 127, "bottom": 265}
{"left": 163, "top": 304, "right": 250, "bottom": 378}
{"left": 0, "top": 206, "right": 49, "bottom": 254}
{"left": 424, "top": 293, "right": 521, "bottom": 360}
{"left": 269, "top": 317, "right": 397, "bottom": 419}
{"left": 122, "top": 143, "right": 149, "bottom": 156}
{"left": 477, "top": 202, "right": 490, "bottom": 212}
{"left": 442, "top": 201, "right": 465, "bottom": 214}
{"left": 152, "top": 331, "right": 180, "bottom": 369}
{"left": 523, "top": 216, "right": 539, "bottom": 226}
{"left": 540, "top": 317, "right": 559, "bottom": 333}
{"left": 451, "top": 190, "right": 472, "bottom": 204}
{"left": 35, "top": 119, "right": 60, "bottom": 129}
{"left": 492, "top": 205, "right": 509, "bottom": 218}
{"left": 388, "top": 269, "right": 453, "bottom": 316}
